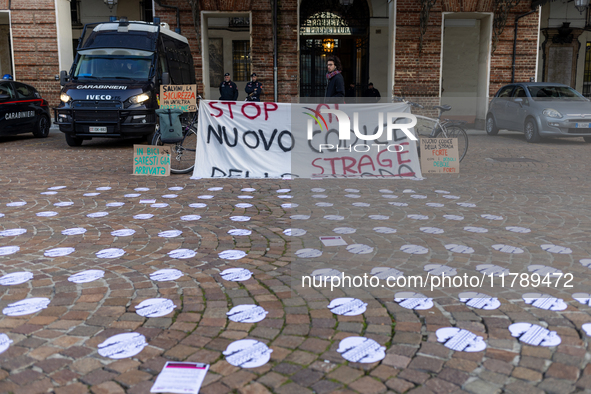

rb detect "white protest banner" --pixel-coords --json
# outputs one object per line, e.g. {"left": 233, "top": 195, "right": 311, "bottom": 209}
{"left": 192, "top": 101, "right": 421, "bottom": 179}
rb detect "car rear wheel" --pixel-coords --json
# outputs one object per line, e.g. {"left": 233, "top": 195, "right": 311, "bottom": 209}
{"left": 32, "top": 115, "right": 50, "bottom": 138}
{"left": 65, "top": 133, "right": 83, "bottom": 147}
{"left": 584, "top": 136, "right": 591, "bottom": 143}
{"left": 486, "top": 114, "right": 499, "bottom": 136}
{"left": 524, "top": 119, "right": 540, "bottom": 143}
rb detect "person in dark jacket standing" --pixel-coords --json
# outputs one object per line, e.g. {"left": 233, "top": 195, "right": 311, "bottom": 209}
{"left": 363, "top": 83, "right": 381, "bottom": 102}
{"left": 245, "top": 73, "right": 263, "bottom": 102}
{"left": 219, "top": 73, "right": 238, "bottom": 101}
{"left": 325, "top": 56, "right": 345, "bottom": 103}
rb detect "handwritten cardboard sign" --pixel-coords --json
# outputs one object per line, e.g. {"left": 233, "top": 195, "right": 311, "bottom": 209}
{"left": 133, "top": 145, "right": 170, "bottom": 176}
{"left": 160, "top": 85, "right": 197, "bottom": 112}
{"left": 420, "top": 138, "right": 460, "bottom": 174}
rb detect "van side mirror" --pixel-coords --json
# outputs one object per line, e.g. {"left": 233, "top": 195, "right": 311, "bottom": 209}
{"left": 162, "top": 72, "right": 170, "bottom": 85}
{"left": 59, "top": 70, "right": 69, "bottom": 86}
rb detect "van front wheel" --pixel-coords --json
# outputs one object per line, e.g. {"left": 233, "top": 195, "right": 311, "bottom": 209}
{"left": 65, "top": 133, "right": 83, "bottom": 147}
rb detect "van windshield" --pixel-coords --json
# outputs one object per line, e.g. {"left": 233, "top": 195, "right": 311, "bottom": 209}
{"left": 74, "top": 54, "right": 153, "bottom": 80}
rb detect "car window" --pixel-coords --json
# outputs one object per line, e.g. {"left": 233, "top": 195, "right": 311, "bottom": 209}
{"left": 512, "top": 87, "right": 527, "bottom": 98}
{"left": 527, "top": 85, "right": 587, "bottom": 101}
{"left": 0, "top": 83, "right": 14, "bottom": 101}
{"left": 497, "top": 86, "right": 513, "bottom": 98}
{"left": 14, "top": 83, "right": 36, "bottom": 99}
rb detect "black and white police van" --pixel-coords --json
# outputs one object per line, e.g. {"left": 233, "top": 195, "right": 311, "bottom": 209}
{"left": 55, "top": 17, "right": 195, "bottom": 146}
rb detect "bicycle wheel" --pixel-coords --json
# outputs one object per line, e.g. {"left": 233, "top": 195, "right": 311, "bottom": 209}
{"left": 152, "top": 126, "right": 197, "bottom": 174}
{"left": 434, "top": 125, "right": 468, "bottom": 162}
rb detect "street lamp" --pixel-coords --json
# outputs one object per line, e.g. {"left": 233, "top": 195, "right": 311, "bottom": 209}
{"left": 575, "top": 0, "right": 589, "bottom": 13}
{"left": 104, "top": 0, "right": 117, "bottom": 10}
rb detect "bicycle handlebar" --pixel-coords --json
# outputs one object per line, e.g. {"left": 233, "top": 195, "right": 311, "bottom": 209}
{"left": 392, "top": 96, "right": 424, "bottom": 109}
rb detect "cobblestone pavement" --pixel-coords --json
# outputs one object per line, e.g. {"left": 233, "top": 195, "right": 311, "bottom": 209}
{"left": 0, "top": 128, "right": 590, "bottom": 394}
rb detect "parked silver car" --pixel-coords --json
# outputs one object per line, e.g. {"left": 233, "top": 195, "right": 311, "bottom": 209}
{"left": 486, "top": 83, "right": 591, "bottom": 143}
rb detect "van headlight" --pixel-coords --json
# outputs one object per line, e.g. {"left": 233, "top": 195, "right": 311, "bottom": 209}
{"left": 129, "top": 93, "right": 150, "bottom": 104}
{"left": 60, "top": 93, "right": 71, "bottom": 103}
{"left": 543, "top": 108, "right": 562, "bottom": 118}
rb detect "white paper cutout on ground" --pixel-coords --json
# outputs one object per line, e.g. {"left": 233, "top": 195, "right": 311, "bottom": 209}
{"left": 62, "top": 227, "right": 86, "bottom": 235}
{"left": 140, "top": 200, "right": 157, "bottom": 204}
{"left": 224, "top": 339, "right": 273, "bottom": 368}
{"left": 87, "top": 211, "right": 109, "bottom": 218}
{"left": 197, "top": 195, "right": 214, "bottom": 199}
{"left": 316, "top": 202, "right": 333, "bottom": 207}
{"left": 40, "top": 191, "right": 57, "bottom": 195}
{"left": 371, "top": 267, "right": 404, "bottom": 280}
{"left": 379, "top": 189, "right": 393, "bottom": 193}
{"left": 344, "top": 194, "right": 360, "bottom": 199}
{"left": 403, "top": 189, "right": 415, "bottom": 193}
{"left": 475, "top": 264, "right": 510, "bottom": 276}
{"left": 337, "top": 337, "right": 386, "bottom": 363}
{"left": 324, "top": 215, "right": 344, "bottom": 220}
{"left": 135, "top": 298, "right": 177, "bottom": 317}
{"left": 481, "top": 214, "right": 503, "bottom": 220}
{"left": 283, "top": 228, "right": 306, "bottom": 236}
{"left": 219, "top": 250, "right": 247, "bottom": 260}
{"left": 459, "top": 292, "right": 501, "bottom": 310}
{"left": 106, "top": 202, "right": 125, "bottom": 207}
{"left": 344, "top": 188, "right": 359, "bottom": 193}
{"left": 389, "top": 202, "right": 408, "bottom": 206}
{"left": 96, "top": 248, "right": 125, "bottom": 259}
{"left": 411, "top": 195, "right": 427, "bottom": 199}
{"left": 509, "top": 323, "right": 561, "bottom": 347}
{"left": 124, "top": 193, "right": 141, "bottom": 198}
{"left": 158, "top": 230, "right": 182, "bottom": 238}
{"left": 311, "top": 188, "right": 325, "bottom": 192}
{"left": 44, "top": 247, "right": 75, "bottom": 257}
{"left": 295, "top": 248, "right": 322, "bottom": 258}
{"left": 0, "top": 246, "right": 19, "bottom": 256}
{"left": 228, "top": 229, "right": 252, "bottom": 236}
{"left": 394, "top": 291, "right": 434, "bottom": 310}
{"left": 571, "top": 293, "right": 591, "bottom": 306}
{"left": 435, "top": 190, "right": 450, "bottom": 194}
{"left": 352, "top": 202, "right": 371, "bottom": 207}
{"left": 134, "top": 214, "right": 154, "bottom": 220}
{"left": 170, "top": 186, "right": 185, "bottom": 191}
{"left": 162, "top": 194, "right": 178, "bottom": 199}
{"left": 190, "top": 176, "right": 202, "bottom": 180}
{"left": 436, "top": 327, "right": 487, "bottom": 352}
{"left": 68, "top": 270, "right": 105, "bottom": 284}
{"left": 3, "top": 298, "right": 50, "bottom": 316}
{"left": 443, "top": 215, "right": 464, "bottom": 221}
{"left": 346, "top": 244, "right": 374, "bottom": 254}
{"left": 505, "top": 226, "right": 531, "bottom": 233}
{"left": 237, "top": 195, "right": 254, "bottom": 199}
{"left": 400, "top": 245, "right": 429, "bottom": 254}
{"left": 151, "top": 203, "right": 169, "bottom": 208}
{"left": 445, "top": 244, "right": 474, "bottom": 254}
{"left": 369, "top": 215, "right": 389, "bottom": 220}
{"left": 420, "top": 227, "right": 444, "bottom": 234}
{"left": 492, "top": 244, "right": 524, "bottom": 254}
{"left": 528, "top": 265, "right": 563, "bottom": 277}
{"left": 242, "top": 188, "right": 256, "bottom": 192}
{"left": 424, "top": 264, "right": 457, "bottom": 276}
{"left": 0, "top": 272, "right": 33, "bottom": 285}
{"left": 463, "top": 226, "right": 488, "bottom": 233}
{"left": 0, "top": 334, "right": 12, "bottom": 355}
{"left": 282, "top": 203, "right": 298, "bottom": 208}
{"left": 457, "top": 202, "right": 477, "bottom": 208}
{"left": 311, "top": 268, "right": 342, "bottom": 281}
{"left": 135, "top": 187, "right": 150, "bottom": 191}
{"left": 582, "top": 323, "right": 591, "bottom": 337}
{"left": 230, "top": 216, "right": 251, "bottom": 222}
{"left": 236, "top": 203, "right": 253, "bottom": 208}
{"left": 150, "top": 269, "right": 184, "bottom": 282}
{"left": 36, "top": 211, "right": 58, "bottom": 217}
{"left": 277, "top": 195, "right": 293, "bottom": 199}
{"left": 6, "top": 202, "right": 26, "bottom": 207}
{"left": 313, "top": 194, "right": 328, "bottom": 198}
{"left": 426, "top": 203, "right": 444, "bottom": 207}
{"left": 276, "top": 189, "right": 291, "bottom": 193}
{"left": 522, "top": 293, "right": 567, "bottom": 311}
{"left": 98, "top": 333, "right": 147, "bottom": 359}
{"left": 111, "top": 229, "right": 136, "bottom": 237}
{"left": 54, "top": 202, "right": 74, "bottom": 207}
{"left": 180, "top": 215, "right": 201, "bottom": 221}
{"left": 189, "top": 203, "right": 207, "bottom": 208}
{"left": 540, "top": 244, "right": 572, "bottom": 254}
{"left": 83, "top": 192, "right": 100, "bottom": 197}
{"left": 373, "top": 227, "right": 397, "bottom": 234}
{"left": 320, "top": 236, "right": 347, "bottom": 246}
{"left": 168, "top": 249, "right": 196, "bottom": 259}
{"left": 580, "top": 259, "right": 591, "bottom": 268}
{"left": 442, "top": 195, "right": 460, "bottom": 199}
{"left": 48, "top": 186, "right": 67, "bottom": 190}
{"left": 0, "top": 229, "right": 26, "bottom": 237}
{"left": 382, "top": 195, "right": 399, "bottom": 199}
{"left": 333, "top": 227, "right": 356, "bottom": 234}
{"left": 328, "top": 298, "right": 367, "bottom": 316}
{"left": 227, "top": 305, "right": 268, "bottom": 323}
{"left": 220, "top": 268, "right": 253, "bottom": 281}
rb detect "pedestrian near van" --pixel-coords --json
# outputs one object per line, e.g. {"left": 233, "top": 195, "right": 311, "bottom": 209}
{"left": 325, "top": 56, "right": 345, "bottom": 103}
{"left": 245, "top": 73, "right": 263, "bottom": 102}
{"left": 364, "top": 83, "right": 381, "bottom": 102}
{"left": 346, "top": 83, "right": 356, "bottom": 98}
{"left": 219, "top": 73, "right": 238, "bottom": 101}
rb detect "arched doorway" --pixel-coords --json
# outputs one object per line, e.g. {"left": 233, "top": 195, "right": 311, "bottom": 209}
{"left": 299, "top": 0, "right": 370, "bottom": 97}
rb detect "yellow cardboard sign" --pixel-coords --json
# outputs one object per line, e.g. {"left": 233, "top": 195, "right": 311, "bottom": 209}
{"left": 420, "top": 138, "right": 460, "bottom": 174}
{"left": 160, "top": 85, "right": 197, "bottom": 112}
{"left": 132, "top": 144, "right": 170, "bottom": 176}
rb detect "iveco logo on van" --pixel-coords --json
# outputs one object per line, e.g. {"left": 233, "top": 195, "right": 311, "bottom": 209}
{"left": 86, "top": 95, "right": 112, "bottom": 100}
